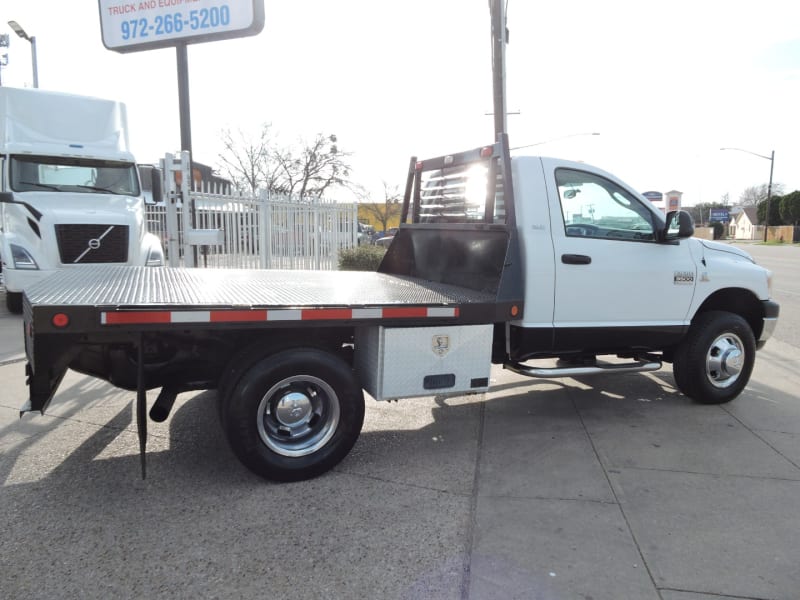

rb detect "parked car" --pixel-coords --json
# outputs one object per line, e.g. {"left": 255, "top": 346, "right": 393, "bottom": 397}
{"left": 375, "top": 235, "right": 394, "bottom": 248}
{"left": 357, "top": 222, "right": 374, "bottom": 245}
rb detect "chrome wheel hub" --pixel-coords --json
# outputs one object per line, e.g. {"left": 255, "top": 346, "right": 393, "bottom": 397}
{"left": 257, "top": 375, "right": 340, "bottom": 457}
{"left": 706, "top": 333, "right": 745, "bottom": 389}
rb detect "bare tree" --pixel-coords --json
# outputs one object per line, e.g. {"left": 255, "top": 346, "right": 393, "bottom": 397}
{"left": 272, "top": 134, "right": 352, "bottom": 199}
{"left": 216, "top": 124, "right": 275, "bottom": 196}
{"left": 739, "top": 183, "right": 785, "bottom": 206}
{"left": 218, "top": 129, "right": 354, "bottom": 200}
{"left": 359, "top": 181, "right": 403, "bottom": 233}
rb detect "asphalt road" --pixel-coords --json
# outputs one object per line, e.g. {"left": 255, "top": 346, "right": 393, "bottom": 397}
{"left": 737, "top": 242, "right": 799, "bottom": 347}
{"left": 1, "top": 244, "right": 798, "bottom": 600}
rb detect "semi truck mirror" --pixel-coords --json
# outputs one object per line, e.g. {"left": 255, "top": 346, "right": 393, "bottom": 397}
{"left": 0, "top": 191, "right": 15, "bottom": 204}
{"left": 150, "top": 170, "right": 163, "bottom": 204}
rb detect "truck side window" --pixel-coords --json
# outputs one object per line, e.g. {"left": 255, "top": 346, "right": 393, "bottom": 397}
{"left": 556, "top": 168, "right": 655, "bottom": 241}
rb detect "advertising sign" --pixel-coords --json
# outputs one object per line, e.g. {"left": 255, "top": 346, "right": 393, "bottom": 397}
{"left": 642, "top": 191, "right": 663, "bottom": 203}
{"left": 709, "top": 208, "right": 730, "bottom": 222}
{"left": 98, "top": 0, "right": 265, "bottom": 53}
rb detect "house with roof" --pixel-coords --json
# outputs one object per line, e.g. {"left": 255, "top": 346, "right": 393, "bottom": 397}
{"left": 730, "top": 206, "right": 759, "bottom": 240}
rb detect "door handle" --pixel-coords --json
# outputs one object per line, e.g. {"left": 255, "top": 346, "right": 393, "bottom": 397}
{"left": 561, "top": 254, "right": 592, "bottom": 265}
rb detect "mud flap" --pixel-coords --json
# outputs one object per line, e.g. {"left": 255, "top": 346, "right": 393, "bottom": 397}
{"left": 136, "top": 335, "right": 147, "bottom": 479}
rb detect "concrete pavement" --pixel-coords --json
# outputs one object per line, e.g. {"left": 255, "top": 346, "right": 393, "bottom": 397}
{"left": 0, "top": 286, "right": 25, "bottom": 365}
{"left": 1, "top": 288, "right": 799, "bottom": 599}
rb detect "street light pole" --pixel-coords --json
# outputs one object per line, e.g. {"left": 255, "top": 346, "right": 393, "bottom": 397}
{"left": 489, "top": 0, "right": 508, "bottom": 140}
{"left": 7, "top": 20, "right": 38, "bottom": 88}
{"left": 720, "top": 147, "right": 775, "bottom": 242}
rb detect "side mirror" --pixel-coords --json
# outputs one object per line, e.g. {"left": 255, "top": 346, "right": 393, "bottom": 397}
{"left": 663, "top": 210, "right": 694, "bottom": 241}
{"left": 0, "top": 192, "right": 15, "bottom": 204}
{"left": 150, "top": 169, "right": 163, "bottom": 204}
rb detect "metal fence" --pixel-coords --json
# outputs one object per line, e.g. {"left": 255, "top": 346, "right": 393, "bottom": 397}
{"left": 145, "top": 152, "right": 358, "bottom": 270}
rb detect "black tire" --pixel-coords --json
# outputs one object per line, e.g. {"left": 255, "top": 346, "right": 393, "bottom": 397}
{"left": 5, "top": 291, "right": 23, "bottom": 314}
{"left": 222, "top": 348, "right": 365, "bottom": 482}
{"left": 673, "top": 311, "right": 756, "bottom": 404}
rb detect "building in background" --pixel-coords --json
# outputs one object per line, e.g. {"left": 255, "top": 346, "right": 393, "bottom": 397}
{"left": 730, "top": 207, "right": 759, "bottom": 240}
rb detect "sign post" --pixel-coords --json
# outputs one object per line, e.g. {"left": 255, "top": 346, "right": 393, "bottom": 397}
{"left": 97, "top": 0, "right": 265, "bottom": 155}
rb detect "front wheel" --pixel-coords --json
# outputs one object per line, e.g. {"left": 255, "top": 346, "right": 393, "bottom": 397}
{"left": 222, "top": 348, "right": 365, "bottom": 482}
{"left": 673, "top": 311, "right": 756, "bottom": 404}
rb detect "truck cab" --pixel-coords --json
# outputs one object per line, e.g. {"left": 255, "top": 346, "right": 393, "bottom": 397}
{"left": 389, "top": 138, "right": 778, "bottom": 405}
{"left": 509, "top": 156, "right": 774, "bottom": 359}
{"left": 0, "top": 87, "right": 164, "bottom": 313}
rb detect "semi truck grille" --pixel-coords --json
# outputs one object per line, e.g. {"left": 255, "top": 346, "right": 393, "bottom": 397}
{"left": 55, "top": 224, "right": 129, "bottom": 264}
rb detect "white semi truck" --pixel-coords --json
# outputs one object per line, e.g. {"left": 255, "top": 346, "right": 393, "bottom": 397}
{"left": 0, "top": 87, "right": 164, "bottom": 313}
{"left": 17, "top": 135, "right": 779, "bottom": 482}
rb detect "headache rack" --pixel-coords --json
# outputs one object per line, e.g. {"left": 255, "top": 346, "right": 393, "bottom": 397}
{"left": 400, "top": 133, "right": 516, "bottom": 227}
{"left": 379, "top": 133, "right": 523, "bottom": 314}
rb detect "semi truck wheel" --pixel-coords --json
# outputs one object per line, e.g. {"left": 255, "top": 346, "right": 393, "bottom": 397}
{"left": 5, "top": 291, "right": 22, "bottom": 314}
{"left": 672, "top": 311, "right": 755, "bottom": 405}
{"left": 222, "top": 348, "right": 365, "bottom": 482}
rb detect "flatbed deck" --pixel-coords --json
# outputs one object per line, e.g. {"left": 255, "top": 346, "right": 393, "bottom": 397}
{"left": 25, "top": 266, "right": 500, "bottom": 334}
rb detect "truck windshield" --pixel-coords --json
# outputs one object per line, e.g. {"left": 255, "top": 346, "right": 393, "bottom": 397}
{"left": 9, "top": 155, "right": 140, "bottom": 196}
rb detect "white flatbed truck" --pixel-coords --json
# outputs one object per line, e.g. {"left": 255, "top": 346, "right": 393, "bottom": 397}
{"left": 16, "top": 135, "right": 779, "bottom": 481}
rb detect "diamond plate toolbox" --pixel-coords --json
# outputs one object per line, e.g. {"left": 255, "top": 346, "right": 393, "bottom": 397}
{"left": 354, "top": 324, "right": 493, "bottom": 401}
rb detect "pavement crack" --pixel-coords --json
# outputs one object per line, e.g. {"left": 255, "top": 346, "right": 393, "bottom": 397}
{"left": 460, "top": 399, "right": 485, "bottom": 600}
{"left": 723, "top": 405, "right": 800, "bottom": 471}
{"left": 571, "top": 390, "right": 663, "bottom": 598}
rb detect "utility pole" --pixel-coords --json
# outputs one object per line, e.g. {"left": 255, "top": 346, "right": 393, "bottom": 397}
{"left": 490, "top": 0, "right": 508, "bottom": 140}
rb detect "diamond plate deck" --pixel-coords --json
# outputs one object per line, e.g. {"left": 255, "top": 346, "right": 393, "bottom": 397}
{"left": 25, "top": 266, "right": 495, "bottom": 309}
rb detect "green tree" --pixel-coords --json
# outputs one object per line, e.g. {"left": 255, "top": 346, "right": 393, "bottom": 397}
{"left": 756, "top": 197, "right": 783, "bottom": 226}
{"left": 778, "top": 191, "right": 800, "bottom": 226}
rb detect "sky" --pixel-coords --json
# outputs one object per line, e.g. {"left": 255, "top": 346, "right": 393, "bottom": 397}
{"left": 1, "top": 0, "right": 799, "bottom": 206}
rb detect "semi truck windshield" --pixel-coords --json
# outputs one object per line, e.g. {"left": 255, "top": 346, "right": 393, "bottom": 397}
{"left": 9, "top": 155, "right": 140, "bottom": 196}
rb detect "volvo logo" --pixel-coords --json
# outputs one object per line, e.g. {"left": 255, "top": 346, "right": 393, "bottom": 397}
{"left": 73, "top": 225, "right": 115, "bottom": 263}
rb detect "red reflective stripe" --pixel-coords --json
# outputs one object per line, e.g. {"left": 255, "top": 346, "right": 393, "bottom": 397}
{"left": 104, "top": 311, "right": 172, "bottom": 324}
{"left": 102, "top": 304, "right": 462, "bottom": 326}
{"left": 383, "top": 307, "right": 428, "bottom": 318}
{"left": 301, "top": 308, "right": 352, "bottom": 320}
{"left": 210, "top": 310, "right": 267, "bottom": 322}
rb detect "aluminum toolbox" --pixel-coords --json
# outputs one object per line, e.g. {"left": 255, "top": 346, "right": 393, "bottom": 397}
{"left": 355, "top": 324, "right": 493, "bottom": 401}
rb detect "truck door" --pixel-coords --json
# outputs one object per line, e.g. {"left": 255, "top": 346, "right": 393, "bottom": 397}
{"left": 543, "top": 162, "right": 697, "bottom": 349}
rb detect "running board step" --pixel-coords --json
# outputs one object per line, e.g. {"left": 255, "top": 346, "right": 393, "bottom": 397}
{"left": 504, "top": 357, "right": 662, "bottom": 379}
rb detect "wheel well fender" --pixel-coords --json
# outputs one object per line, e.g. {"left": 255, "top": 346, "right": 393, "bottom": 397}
{"left": 216, "top": 327, "right": 353, "bottom": 404}
{"left": 692, "top": 288, "right": 764, "bottom": 339}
